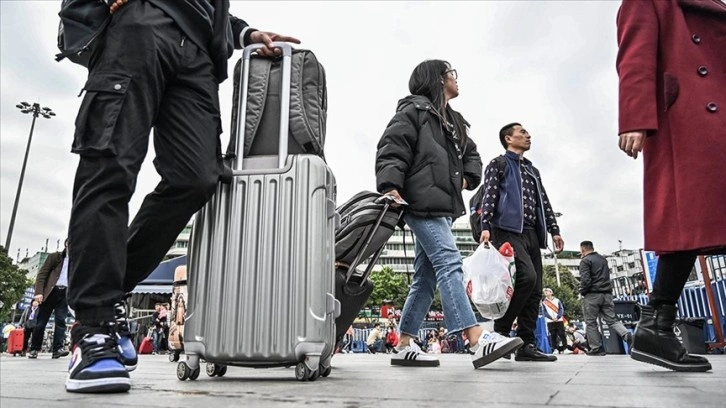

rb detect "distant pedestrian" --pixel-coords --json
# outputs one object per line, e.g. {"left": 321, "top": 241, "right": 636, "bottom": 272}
{"left": 27, "top": 239, "right": 70, "bottom": 360}
{"left": 541, "top": 288, "right": 566, "bottom": 354}
{"left": 579, "top": 241, "right": 632, "bottom": 356}
{"left": 366, "top": 323, "right": 385, "bottom": 354}
{"left": 19, "top": 300, "right": 40, "bottom": 355}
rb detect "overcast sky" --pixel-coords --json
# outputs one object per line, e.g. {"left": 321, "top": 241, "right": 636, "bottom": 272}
{"left": 0, "top": 1, "right": 643, "bottom": 261}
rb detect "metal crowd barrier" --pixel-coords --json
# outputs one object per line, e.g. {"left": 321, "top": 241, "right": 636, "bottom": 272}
{"left": 617, "top": 278, "right": 726, "bottom": 320}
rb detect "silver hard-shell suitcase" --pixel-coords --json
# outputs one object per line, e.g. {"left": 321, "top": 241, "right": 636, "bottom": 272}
{"left": 178, "top": 43, "right": 339, "bottom": 382}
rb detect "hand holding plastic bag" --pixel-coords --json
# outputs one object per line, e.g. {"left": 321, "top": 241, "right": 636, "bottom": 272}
{"left": 462, "top": 242, "right": 516, "bottom": 319}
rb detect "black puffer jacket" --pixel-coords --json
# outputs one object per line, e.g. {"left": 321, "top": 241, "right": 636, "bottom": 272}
{"left": 375, "top": 95, "right": 482, "bottom": 220}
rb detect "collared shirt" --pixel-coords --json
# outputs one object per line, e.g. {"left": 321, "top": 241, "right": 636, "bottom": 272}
{"left": 56, "top": 257, "right": 69, "bottom": 287}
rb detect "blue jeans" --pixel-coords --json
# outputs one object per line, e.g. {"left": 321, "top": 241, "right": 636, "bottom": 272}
{"left": 398, "top": 215, "right": 478, "bottom": 337}
{"left": 152, "top": 329, "right": 163, "bottom": 353}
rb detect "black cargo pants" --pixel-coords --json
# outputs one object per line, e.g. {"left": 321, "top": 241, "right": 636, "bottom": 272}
{"left": 68, "top": 1, "right": 223, "bottom": 323}
{"left": 491, "top": 227, "right": 543, "bottom": 345}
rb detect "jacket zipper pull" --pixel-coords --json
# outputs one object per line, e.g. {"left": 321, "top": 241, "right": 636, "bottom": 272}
{"left": 181, "top": 35, "right": 186, "bottom": 47}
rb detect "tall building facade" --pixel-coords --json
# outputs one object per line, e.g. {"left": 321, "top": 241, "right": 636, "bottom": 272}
{"left": 166, "top": 223, "right": 192, "bottom": 259}
{"left": 17, "top": 251, "right": 50, "bottom": 281}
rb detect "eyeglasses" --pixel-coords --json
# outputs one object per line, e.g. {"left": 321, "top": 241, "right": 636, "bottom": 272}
{"left": 443, "top": 69, "right": 458, "bottom": 80}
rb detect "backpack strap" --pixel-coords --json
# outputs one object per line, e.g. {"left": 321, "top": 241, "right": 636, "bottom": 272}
{"left": 225, "top": 57, "right": 273, "bottom": 159}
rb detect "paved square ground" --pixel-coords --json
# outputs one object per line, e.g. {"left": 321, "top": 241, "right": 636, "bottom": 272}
{"left": 1, "top": 352, "right": 724, "bottom": 407}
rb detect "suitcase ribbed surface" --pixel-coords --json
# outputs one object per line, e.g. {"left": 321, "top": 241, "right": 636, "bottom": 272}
{"left": 185, "top": 155, "right": 336, "bottom": 364}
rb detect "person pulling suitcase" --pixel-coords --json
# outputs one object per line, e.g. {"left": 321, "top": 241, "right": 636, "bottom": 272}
{"left": 375, "top": 59, "right": 524, "bottom": 368}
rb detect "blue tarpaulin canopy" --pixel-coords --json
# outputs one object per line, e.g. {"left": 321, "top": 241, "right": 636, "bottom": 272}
{"left": 132, "top": 255, "right": 187, "bottom": 294}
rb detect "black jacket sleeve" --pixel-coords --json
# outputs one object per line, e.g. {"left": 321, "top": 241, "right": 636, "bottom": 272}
{"left": 461, "top": 135, "right": 482, "bottom": 191}
{"left": 539, "top": 176, "right": 561, "bottom": 236}
{"left": 230, "top": 15, "right": 255, "bottom": 48}
{"left": 579, "top": 257, "right": 592, "bottom": 295}
{"left": 375, "top": 107, "right": 419, "bottom": 194}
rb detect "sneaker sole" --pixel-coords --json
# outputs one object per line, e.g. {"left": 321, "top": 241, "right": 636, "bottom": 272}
{"left": 125, "top": 363, "right": 137, "bottom": 372}
{"left": 630, "top": 349, "right": 712, "bottom": 372}
{"left": 514, "top": 355, "right": 558, "bottom": 362}
{"left": 473, "top": 338, "right": 524, "bottom": 369}
{"left": 66, "top": 377, "right": 131, "bottom": 393}
{"left": 391, "top": 358, "right": 440, "bottom": 367}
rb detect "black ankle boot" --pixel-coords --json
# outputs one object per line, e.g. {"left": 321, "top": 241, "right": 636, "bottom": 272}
{"left": 630, "top": 304, "right": 711, "bottom": 372}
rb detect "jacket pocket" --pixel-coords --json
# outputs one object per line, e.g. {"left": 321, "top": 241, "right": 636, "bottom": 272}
{"left": 663, "top": 72, "right": 679, "bottom": 111}
{"left": 407, "top": 160, "right": 430, "bottom": 178}
{"left": 72, "top": 72, "right": 132, "bottom": 157}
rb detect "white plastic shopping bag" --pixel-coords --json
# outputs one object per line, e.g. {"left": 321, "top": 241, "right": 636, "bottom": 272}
{"left": 462, "top": 242, "right": 516, "bottom": 319}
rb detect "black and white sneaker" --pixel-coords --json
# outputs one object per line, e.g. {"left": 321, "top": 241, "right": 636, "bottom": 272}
{"left": 472, "top": 331, "right": 524, "bottom": 369}
{"left": 66, "top": 325, "right": 130, "bottom": 393}
{"left": 390, "top": 341, "right": 440, "bottom": 367}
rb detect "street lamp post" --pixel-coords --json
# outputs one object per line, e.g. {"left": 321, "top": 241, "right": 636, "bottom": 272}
{"left": 4, "top": 102, "right": 55, "bottom": 252}
{"left": 551, "top": 212, "right": 563, "bottom": 287}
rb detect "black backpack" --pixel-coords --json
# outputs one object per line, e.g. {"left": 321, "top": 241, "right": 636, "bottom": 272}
{"left": 335, "top": 191, "right": 404, "bottom": 267}
{"left": 469, "top": 156, "right": 506, "bottom": 242}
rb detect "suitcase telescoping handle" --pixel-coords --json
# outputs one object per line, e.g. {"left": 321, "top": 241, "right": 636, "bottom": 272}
{"left": 345, "top": 195, "right": 405, "bottom": 286}
{"left": 234, "top": 42, "right": 293, "bottom": 171}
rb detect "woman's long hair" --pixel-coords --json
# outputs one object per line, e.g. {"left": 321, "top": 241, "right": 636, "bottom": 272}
{"left": 408, "top": 59, "right": 467, "bottom": 146}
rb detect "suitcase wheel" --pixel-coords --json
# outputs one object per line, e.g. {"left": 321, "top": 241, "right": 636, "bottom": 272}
{"left": 295, "top": 362, "right": 319, "bottom": 381}
{"left": 169, "top": 351, "right": 182, "bottom": 363}
{"left": 320, "top": 365, "right": 332, "bottom": 378}
{"left": 176, "top": 362, "right": 191, "bottom": 380}
{"left": 189, "top": 366, "right": 200, "bottom": 381}
{"left": 177, "top": 361, "right": 199, "bottom": 381}
{"left": 205, "top": 362, "right": 227, "bottom": 377}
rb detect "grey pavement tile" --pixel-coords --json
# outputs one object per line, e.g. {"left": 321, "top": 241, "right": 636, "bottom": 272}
{"left": 1, "top": 352, "right": 724, "bottom": 407}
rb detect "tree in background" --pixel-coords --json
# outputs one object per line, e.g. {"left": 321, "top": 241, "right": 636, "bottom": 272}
{"left": 367, "top": 266, "right": 445, "bottom": 312}
{"left": 542, "top": 264, "right": 583, "bottom": 321}
{"left": 367, "top": 266, "right": 409, "bottom": 309}
{"left": 0, "top": 246, "right": 33, "bottom": 322}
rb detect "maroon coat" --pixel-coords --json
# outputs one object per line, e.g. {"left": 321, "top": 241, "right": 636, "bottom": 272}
{"left": 616, "top": 0, "right": 726, "bottom": 253}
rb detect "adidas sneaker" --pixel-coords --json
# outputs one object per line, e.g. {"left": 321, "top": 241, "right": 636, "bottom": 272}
{"left": 390, "top": 341, "right": 440, "bottom": 367}
{"left": 471, "top": 331, "right": 524, "bottom": 369}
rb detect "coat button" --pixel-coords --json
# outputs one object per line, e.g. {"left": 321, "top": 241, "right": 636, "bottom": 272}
{"left": 455, "top": 171, "right": 459, "bottom": 175}
{"left": 458, "top": 155, "right": 462, "bottom": 159}
{"left": 691, "top": 34, "right": 700, "bottom": 44}
{"left": 114, "top": 84, "right": 122, "bottom": 90}
{"left": 697, "top": 66, "right": 708, "bottom": 76}
{"left": 706, "top": 103, "right": 718, "bottom": 112}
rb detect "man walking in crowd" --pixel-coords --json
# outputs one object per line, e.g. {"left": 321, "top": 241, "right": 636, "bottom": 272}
{"left": 27, "top": 239, "right": 70, "bottom": 360}
{"left": 479, "top": 123, "right": 565, "bottom": 361}
{"left": 19, "top": 300, "right": 40, "bottom": 356}
{"left": 579, "top": 241, "right": 632, "bottom": 356}
{"left": 61, "top": 0, "right": 299, "bottom": 392}
{"left": 616, "top": 0, "right": 723, "bottom": 371}
{"left": 541, "top": 288, "right": 567, "bottom": 354}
